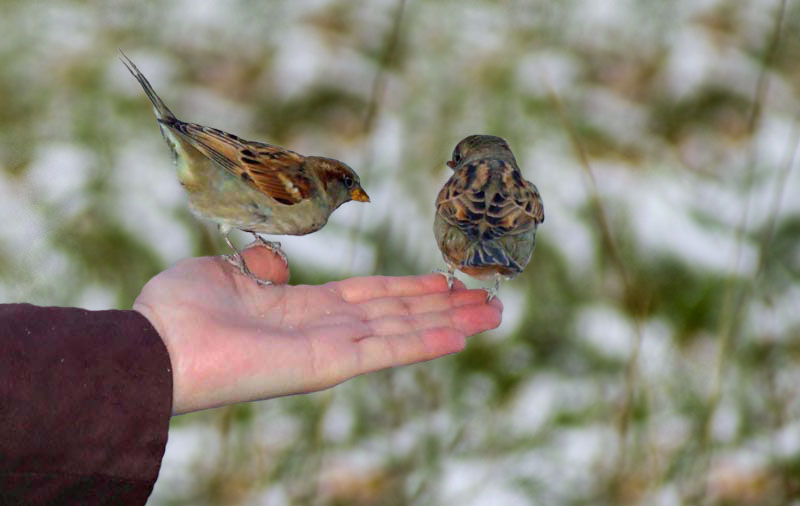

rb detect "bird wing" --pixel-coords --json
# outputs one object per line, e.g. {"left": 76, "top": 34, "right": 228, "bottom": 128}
{"left": 492, "top": 164, "right": 544, "bottom": 235}
{"left": 435, "top": 160, "right": 490, "bottom": 241}
{"left": 161, "top": 120, "right": 314, "bottom": 205}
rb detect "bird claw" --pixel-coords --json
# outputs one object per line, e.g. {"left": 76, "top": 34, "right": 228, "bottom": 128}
{"left": 433, "top": 268, "right": 456, "bottom": 290}
{"left": 248, "top": 233, "right": 288, "bottom": 266}
{"left": 484, "top": 276, "right": 502, "bottom": 302}
{"left": 224, "top": 252, "right": 274, "bottom": 286}
{"left": 224, "top": 234, "right": 274, "bottom": 287}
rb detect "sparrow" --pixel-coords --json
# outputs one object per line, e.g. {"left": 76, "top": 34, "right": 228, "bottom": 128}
{"left": 119, "top": 51, "right": 369, "bottom": 285}
{"left": 434, "top": 135, "right": 544, "bottom": 300}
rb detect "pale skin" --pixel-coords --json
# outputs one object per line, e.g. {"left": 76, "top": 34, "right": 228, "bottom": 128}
{"left": 133, "top": 243, "right": 503, "bottom": 415}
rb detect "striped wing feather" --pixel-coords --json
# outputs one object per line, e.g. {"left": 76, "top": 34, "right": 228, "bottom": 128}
{"left": 162, "top": 120, "right": 314, "bottom": 205}
{"left": 436, "top": 159, "right": 543, "bottom": 242}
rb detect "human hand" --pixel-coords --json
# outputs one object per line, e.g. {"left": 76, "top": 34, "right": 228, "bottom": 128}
{"left": 133, "top": 244, "right": 503, "bottom": 415}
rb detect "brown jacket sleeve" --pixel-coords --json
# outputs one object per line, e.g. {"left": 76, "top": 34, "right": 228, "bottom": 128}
{"left": 0, "top": 303, "right": 173, "bottom": 505}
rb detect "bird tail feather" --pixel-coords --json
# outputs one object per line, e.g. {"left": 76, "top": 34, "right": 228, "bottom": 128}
{"left": 119, "top": 49, "right": 177, "bottom": 121}
{"left": 465, "top": 240, "right": 522, "bottom": 273}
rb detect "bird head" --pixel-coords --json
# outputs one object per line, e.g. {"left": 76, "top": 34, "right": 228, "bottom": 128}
{"left": 308, "top": 157, "right": 370, "bottom": 209}
{"left": 446, "top": 135, "right": 516, "bottom": 169}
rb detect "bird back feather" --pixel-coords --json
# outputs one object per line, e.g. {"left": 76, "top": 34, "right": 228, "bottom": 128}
{"left": 435, "top": 157, "right": 543, "bottom": 274}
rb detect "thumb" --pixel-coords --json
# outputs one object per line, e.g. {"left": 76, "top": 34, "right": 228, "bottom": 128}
{"left": 240, "top": 241, "right": 290, "bottom": 284}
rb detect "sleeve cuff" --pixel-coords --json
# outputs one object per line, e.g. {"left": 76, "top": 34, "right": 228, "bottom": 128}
{"left": 0, "top": 303, "right": 173, "bottom": 504}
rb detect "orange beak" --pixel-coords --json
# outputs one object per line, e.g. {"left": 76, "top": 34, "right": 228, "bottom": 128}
{"left": 350, "top": 187, "right": 370, "bottom": 202}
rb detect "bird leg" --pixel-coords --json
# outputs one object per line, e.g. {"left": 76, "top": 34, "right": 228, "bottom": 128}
{"left": 248, "top": 232, "right": 288, "bottom": 266}
{"left": 223, "top": 232, "right": 274, "bottom": 286}
{"left": 484, "top": 275, "right": 502, "bottom": 302}
{"left": 433, "top": 265, "right": 456, "bottom": 291}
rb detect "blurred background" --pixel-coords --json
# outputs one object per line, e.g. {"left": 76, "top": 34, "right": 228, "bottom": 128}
{"left": 1, "top": 0, "right": 799, "bottom": 504}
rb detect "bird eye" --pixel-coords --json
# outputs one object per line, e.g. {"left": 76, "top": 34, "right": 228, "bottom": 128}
{"left": 343, "top": 175, "right": 354, "bottom": 188}
{"left": 452, "top": 152, "right": 462, "bottom": 164}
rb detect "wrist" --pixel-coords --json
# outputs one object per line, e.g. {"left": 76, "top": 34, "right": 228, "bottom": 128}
{"left": 133, "top": 303, "right": 183, "bottom": 415}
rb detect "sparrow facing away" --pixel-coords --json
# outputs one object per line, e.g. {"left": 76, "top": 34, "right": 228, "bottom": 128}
{"left": 434, "top": 135, "right": 544, "bottom": 300}
{"left": 120, "top": 51, "right": 369, "bottom": 285}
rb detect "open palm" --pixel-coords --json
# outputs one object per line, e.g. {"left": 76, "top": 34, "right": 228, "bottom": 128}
{"left": 133, "top": 244, "right": 503, "bottom": 414}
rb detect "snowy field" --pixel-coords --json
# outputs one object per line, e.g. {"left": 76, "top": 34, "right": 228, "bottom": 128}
{"left": 1, "top": 0, "right": 798, "bottom": 504}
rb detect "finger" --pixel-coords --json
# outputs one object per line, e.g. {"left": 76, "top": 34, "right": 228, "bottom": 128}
{"left": 357, "top": 288, "right": 492, "bottom": 320}
{"left": 366, "top": 299, "right": 500, "bottom": 337}
{"left": 239, "top": 243, "right": 290, "bottom": 284}
{"left": 354, "top": 327, "right": 467, "bottom": 373}
{"left": 366, "top": 311, "right": 454, "bottom": 336}
{"left": 334, "top": 273, "right": 466, "bottom": 303}
{"left": 451, "top": 296, "right": 503, "bottom": 334}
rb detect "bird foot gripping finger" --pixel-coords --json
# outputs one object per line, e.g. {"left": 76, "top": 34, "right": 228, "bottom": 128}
{"left": 248, "top": 233, "right": 288, "bottom": 266}
{"left": 484, "top": 275, "right": 502, "bottom": 302}
{"left": 432, "top": 268, "right": 456, "bottom": 290}
{"left": 246, "top": 270, "right": 275, "bottom": 287}
{"left": 223, "top": 252, "right": 274, "bottom": 286}
{"left": 224, "top": 235, "right": 274, "bottom": 286}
